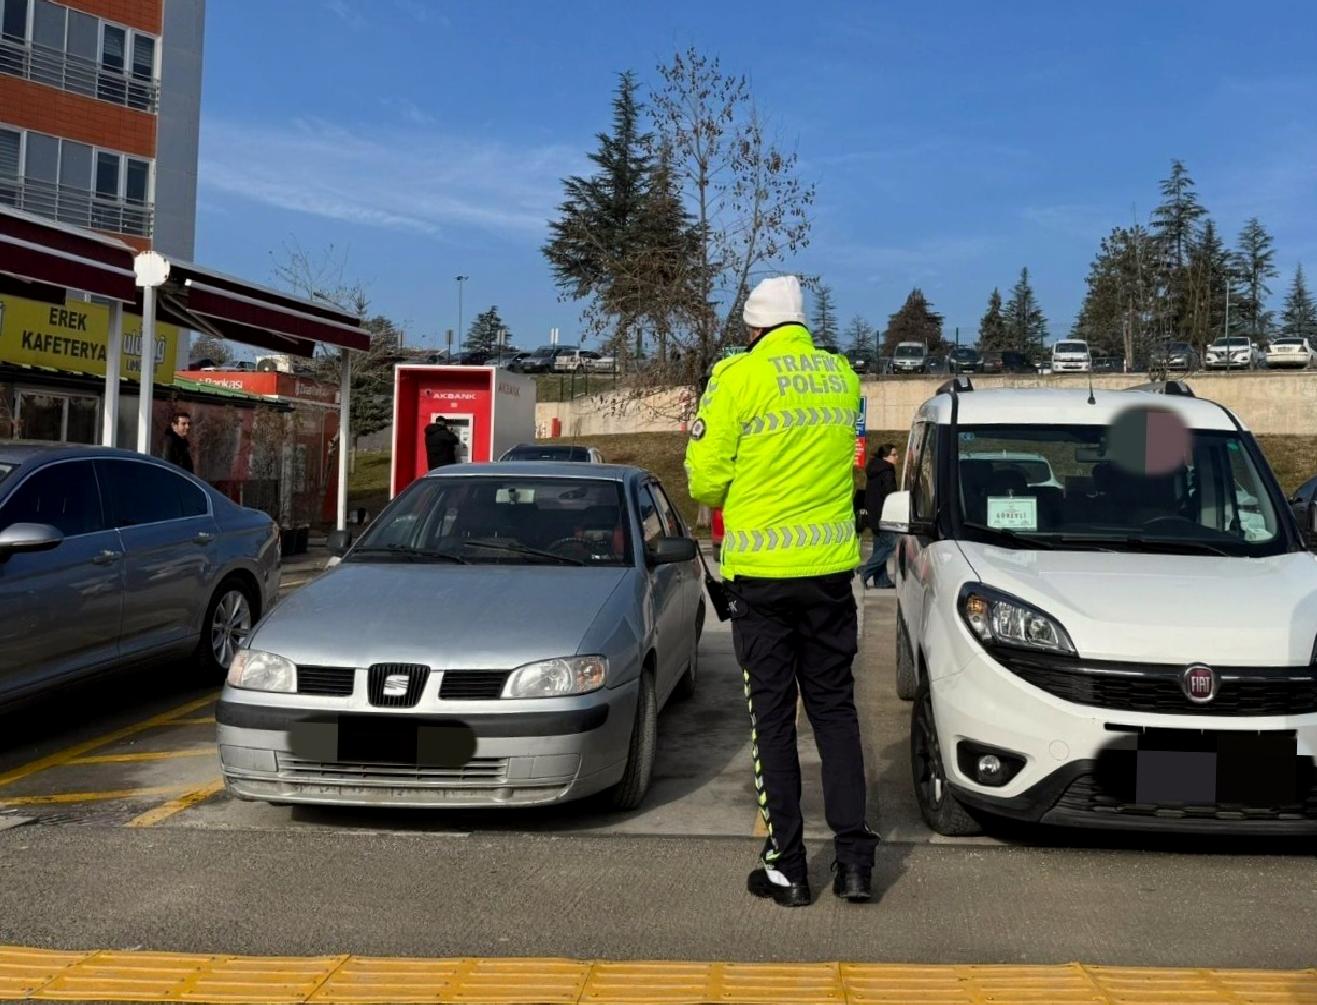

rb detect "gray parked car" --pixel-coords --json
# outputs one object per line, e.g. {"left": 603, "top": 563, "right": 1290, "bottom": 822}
{"left": 0, "top": 444, "right": 281, "bottom": 709}
{"left": 218, "top": 463, "right": 704, "bottom": 811}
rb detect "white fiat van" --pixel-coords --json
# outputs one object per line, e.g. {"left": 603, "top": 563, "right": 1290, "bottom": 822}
{"left": 881, "top": 378, "right": 1317, "bottom": 836}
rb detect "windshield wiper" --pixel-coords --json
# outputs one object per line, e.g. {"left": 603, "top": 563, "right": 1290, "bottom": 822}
{"left": 960, "top": 522, "right": 1057, "bottom": 550}
{"left": 461, "top": 540, "right": 586, "bottom": 566}
{"left": 349, "top": 545, "right": 468, "bottom": 564}
{"left": 1056, "top": 535, "right": 1232, "bottom": 557}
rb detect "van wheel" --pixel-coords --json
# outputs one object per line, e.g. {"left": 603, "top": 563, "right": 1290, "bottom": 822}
{"left": 609, "top": 672, "right": 657, "bottom": 810}
{"left": 197, "top": 577, "right": 255, "bottom": 681}
{"left": 911, "top": 685, "right": 982, "bottom": 836}
{"left": 895, "top": 611, "right": 918, "bottom": 701}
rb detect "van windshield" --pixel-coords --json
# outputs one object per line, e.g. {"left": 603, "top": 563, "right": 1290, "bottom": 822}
{"left": 895, "top": 345, "right": 925, "bottom": 358}
{"left": 1053, "top": 342, "right": 1087, "bottom": 354}
{"left": 955, "top": 425, "right": 1290, "bottom": 557}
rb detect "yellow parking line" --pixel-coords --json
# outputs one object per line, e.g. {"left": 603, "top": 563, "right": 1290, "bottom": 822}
{"left": 0, "top": 694, "right": 218, "bottom": 791}
{"left": 124, "top": 778, "right": 225, "bottom": 829}
{"left": 0, "top": 785, "right": 185, "bottom": 807}
{"left": 1, "top": 947, "right": 1315, "bottom": 1003}
{"left": 163, "top": 716, "right": 216, "bottom": 726}
{"left": 68, "top": 748, "right": 215, "bottom": 765}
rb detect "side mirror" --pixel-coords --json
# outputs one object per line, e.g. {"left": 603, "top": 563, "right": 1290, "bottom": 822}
{"left": 326, "top": 529, "right": 353, "bottom": 556}
{"left": 0, "top": 522, "right": 64, "bottom": 562}
{"left": 1309, "top": 503, "right": 1317, "bottom": 537}
{"left": 879, "top": 490, "right": 913, "bottom": 534}
{"left": 648, "top": 537, "right": 699, "bottom": 566}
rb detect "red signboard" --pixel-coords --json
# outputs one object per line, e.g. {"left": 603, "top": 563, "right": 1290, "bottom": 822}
{"left": 855, "top": 436, "right": 867, "bottom": 469}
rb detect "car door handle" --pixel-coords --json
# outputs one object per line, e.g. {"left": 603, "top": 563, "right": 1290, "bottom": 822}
{"left": 91, "top": 550, "right": 123, "bottom": 566}
{"left": 194, "top": 532, "right": 214, "bottom": 545}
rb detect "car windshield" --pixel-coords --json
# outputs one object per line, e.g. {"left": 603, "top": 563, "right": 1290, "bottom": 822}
{"left": 951, "top": 348, "right": 976, "bottom": 358}
{"left": 1213, "top": 337, "right": 1251, "bottom": 347}
{"left": 895, "top": 345, "right": 924, "bottom": 357}
{"left": 1054, "top": 342, "right": 1087, "bottom": 354}
{"left": 955, "top": 424, "right": 1289, "bottom": 557}
{"left": 350, "top": 476, "right": 631, "bottom": 566}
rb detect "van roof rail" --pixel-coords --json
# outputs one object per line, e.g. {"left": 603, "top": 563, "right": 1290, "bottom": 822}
{"left": 938, "top": 376, "right": 974, "bottom": 396}
{"left": 1126, "top": 379, "right": 1195, "bottom": 398}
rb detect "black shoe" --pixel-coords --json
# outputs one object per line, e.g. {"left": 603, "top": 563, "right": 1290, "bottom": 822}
{"left": 832, "top": 863, "right": 872, "bottom": 903}
{"left": 747, "top": 868, "right": 811, "bottom": 907}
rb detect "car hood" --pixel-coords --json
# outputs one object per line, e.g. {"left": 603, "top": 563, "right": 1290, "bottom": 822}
{"left": 957, "top": 542, "right": 1317, "bottom": 665}
{"left": 251, "top": 564, "right": 629, "bottom": 669}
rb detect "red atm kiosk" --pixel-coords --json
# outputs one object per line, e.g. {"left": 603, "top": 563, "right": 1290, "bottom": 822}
{"left": 390, "top": 365, "right": 537, "bottom": 498}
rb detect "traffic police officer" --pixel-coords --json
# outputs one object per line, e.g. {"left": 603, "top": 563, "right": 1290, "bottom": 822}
{"left": 685, "top": 275, "right": 878, "bottom": 907}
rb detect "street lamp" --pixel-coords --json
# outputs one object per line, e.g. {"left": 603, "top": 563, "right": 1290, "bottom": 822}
{"left": 455, "top": 275, "right": 468, "bottom": 343}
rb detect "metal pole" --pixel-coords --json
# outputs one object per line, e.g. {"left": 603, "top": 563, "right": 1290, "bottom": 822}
{"left": 455, "top": 275, "right": 468, "bottom": 344}
{"left": 336, "top": 348, "right": 352, "bottom": 532}
{"left": 135, "top": 284, "right": 157, "bottom": 454}
{"left": 103, "top": 301, "right": 123, "bottom": 446}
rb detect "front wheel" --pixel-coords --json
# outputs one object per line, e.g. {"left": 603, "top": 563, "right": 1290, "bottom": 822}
{"left": 197, "top": 577, "right": 255, "bottom": 680}
{"left": 910, "top": 685, "right": 982, "bottom": 836}
{"left": 609, "top": 672, "right": 657, "bottom": 810}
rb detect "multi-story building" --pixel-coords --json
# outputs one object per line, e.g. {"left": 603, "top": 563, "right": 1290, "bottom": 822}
{"left": 0, "top": 0, "right": 204, "bottom": 258}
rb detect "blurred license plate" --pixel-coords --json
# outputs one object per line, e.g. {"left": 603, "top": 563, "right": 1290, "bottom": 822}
{"left": 1136, "top": 731, "right": 1296, "bottom": 805}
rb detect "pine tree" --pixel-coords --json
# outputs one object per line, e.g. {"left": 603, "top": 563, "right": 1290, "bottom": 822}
{"left": 843, "top": 315, "right": 874, "bottom": 356}
{"left": 811, "top": 284, "right": 839, "bottom": 347}
{"left": 1072, "top": 225, "right": 1158, "bottom": 360}
{"left": 1002, "top": 268, "right": 1047, "bottom": 353}
{"left": 1282, "top": 264, "right": 1317, "bottom": 341}
{"left": 465, "top": 306, "right": 508, "bottom": 353}
{"left": 882, "top": 288, "right": 945, "bottom": 356}
{"left": 977, "top": 288, "right": 1008, "bottom": 351}
{"left": 1184, "top": 219, "right": 1232, "bottom": 350}
{"left": 1234, "top": 217, "right": 1278, "bottom": 343}
{"left": 1151, "top": 160, "right": 1208, "bottom": 339}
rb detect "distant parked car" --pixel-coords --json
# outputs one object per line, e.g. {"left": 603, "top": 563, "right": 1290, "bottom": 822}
{"left": 552, "top": 348, "right": 592, "bottom": 372}
{"left": 584, "top": 351, "right": 617, "bottom": 373}
{"left": 1092, "top": 355, "right": 1125, "bottom": 373}
{"left": 1051, "top": 339, "right": 1091, "bottom": 373}
{"left": 980, "top": 350, "right": 1035, "bottom": 374}
{"left": 0, "top": 444, "right": 281, "bottom": 709}
{"left": 1267, "top": 337, "right": 1315, "bottom": 369}
{"left": 948, "top": 347, "right": 983, "bottom": 373}
{"left": 499, "top": 443, "right": 605, "bottom": 463}
{"left": 1149, "top": 342, "right": 1199, "bottom": 372}
{"left": 1205, "top": 336, "right": 1265, "bottom": 370}
{"left": 891, "top": 342, "right": 929, "bottom": 374}
{"left": 925, "top": 355, "right": 949, "bottom": 374}
{"left": 845, "top": 350, "right": 874, "bottom": 374}
{"left": 510, "top": 346, "right": 563, "bottom": 374}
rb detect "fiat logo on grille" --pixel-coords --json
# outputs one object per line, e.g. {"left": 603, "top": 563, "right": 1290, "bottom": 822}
{"left": 1181, "top": 664, "right": 1217, "bottom": 703}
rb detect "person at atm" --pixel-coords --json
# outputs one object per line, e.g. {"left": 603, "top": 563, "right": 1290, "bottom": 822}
{"left": 424, "top": 416, "right": 461, "bottom": 470}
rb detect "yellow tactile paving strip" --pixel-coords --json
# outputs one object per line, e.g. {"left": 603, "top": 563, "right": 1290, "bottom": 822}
{"left": 2, "top": 948, "right": 1316, "bottom": 1004}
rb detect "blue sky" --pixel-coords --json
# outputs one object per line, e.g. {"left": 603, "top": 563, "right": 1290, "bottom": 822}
{"left": 197, "top": 1, "right": 1317, "bottom": 353}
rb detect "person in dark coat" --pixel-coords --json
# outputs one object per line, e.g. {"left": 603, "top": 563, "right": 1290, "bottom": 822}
{"left": 861, "top": 443, "right": 899, "bottom": 588}
{"left": 424, "top": 416, "right": 460, "bottom": 470}
{"left": 162, "top": 412, "right": 194, "bottom": 473}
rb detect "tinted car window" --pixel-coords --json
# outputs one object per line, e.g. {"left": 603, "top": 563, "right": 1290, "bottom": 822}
{"left": 0, "top": 460, "right": 104, "bottom": 537}
{"left": 96, "top": 459, "right": 200, "bottom": 526}
{"left": 651, "top": 483, "right": 685, "bottom": 538}
{"left": 503, "top": 445, "right": 589, "bottom": 461}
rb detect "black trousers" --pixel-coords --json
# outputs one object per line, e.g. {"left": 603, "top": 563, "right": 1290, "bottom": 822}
{"left": 728, "top": 572, "right": 878, "bottom": 882}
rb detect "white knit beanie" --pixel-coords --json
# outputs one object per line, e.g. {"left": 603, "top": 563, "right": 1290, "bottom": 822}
{"left": 742, "top": 275, "right": 806, "bottom": 329}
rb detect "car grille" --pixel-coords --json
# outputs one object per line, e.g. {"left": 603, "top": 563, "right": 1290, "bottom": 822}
{"left": 439, "top": 670, "right": 512, "bottom": 700}
{"left": 997, "top": 651, "right": 1317, "bottom": 716}
{"left": 1053, "top": 772, "right": 1317, "bottom": 823}
{"left": 296, "top": 666, "right": 355, "bottom": 697}
{"left": 276, "top": 754, "right": 509, "bottom": 785}
{"left": 367, "top": 663, "right": 430, "bottom": 708}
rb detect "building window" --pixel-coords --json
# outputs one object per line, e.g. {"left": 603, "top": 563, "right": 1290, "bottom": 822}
{"left": 0, "top": 127, "right": 18, "bottom": 207}
{"left": 0, "top": 0, "right": 158, "bottom": 111}
{"left": 15, "top": 390, "right": 100, "bottom": 445}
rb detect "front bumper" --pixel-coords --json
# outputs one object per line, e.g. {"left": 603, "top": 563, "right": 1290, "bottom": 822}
{"left": 1205, "top": 356, "right": 1253, "bottom": 369}
{"left": 216, "top": 681, "right": 637, "bottom": 808}
{"left": 931, "top": 641, "right": 1317, "bottom": 834}
{"left": 1052, "top": 360, "right": 1090, "bottom": 372}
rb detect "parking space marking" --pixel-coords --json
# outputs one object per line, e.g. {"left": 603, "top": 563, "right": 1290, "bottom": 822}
{"left": 124, "top": 778, "right": 226, "bottom": 829}
{"left": 166, "top": 716, "right": 215, "bottom": 726}
{"left": 2, "top": 947, "right": 1314, "bottom": 1003}
{"left": 0, "top": 694, "right": 218, "bottom": 792}
{"left": 0, "top": 785, "right": 186, "bottom": 807}
{"left": 67, "top": 749, "right": 215, "bottom": 766}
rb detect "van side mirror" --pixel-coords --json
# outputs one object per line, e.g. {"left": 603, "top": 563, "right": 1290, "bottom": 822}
{"left": 879, "top": 491, "right": 913, "bottom": 534}
{"left": 0, "top": 523, "right": 64, "bottom": 563}
{"left": 648, "top": 537, "right": 699, "bottom": 566}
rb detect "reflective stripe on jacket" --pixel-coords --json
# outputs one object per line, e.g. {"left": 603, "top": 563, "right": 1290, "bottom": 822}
{"left": 684, "top": 323, "right": 861, "bottom": 579}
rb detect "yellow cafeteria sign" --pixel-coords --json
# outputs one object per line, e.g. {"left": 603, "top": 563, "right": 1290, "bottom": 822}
{"left": 0, "top": 293, "right": 178, "bottom": 385}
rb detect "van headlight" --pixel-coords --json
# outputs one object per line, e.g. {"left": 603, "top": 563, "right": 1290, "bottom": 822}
{"left": 502, "top": 656, "right": 608, "bottom": 698}
{"left": 958, "top": 585, "right": 1075, "bottom": 654}
{"left": 226, "top": 650, "right": 296, "bottom": 692}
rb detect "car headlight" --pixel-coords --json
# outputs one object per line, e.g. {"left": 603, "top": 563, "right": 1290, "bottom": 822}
{"left": 958, "top": 585, "right": 1075, "bottom": 654}
{"left": 226, "top": 650, "right": 296, "bottom": 692}
{"left": 502, "top": 656, "right": 608, "bottom": 698}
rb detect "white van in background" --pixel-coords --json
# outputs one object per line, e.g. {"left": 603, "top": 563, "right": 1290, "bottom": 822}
{"left": 1051, "top": 340, "right": 1092, "bottom": 373}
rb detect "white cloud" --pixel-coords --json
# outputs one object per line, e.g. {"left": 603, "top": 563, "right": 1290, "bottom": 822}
{"left": 380, "top": 96, "right": 436, "bottom": 126}
{"left": 198, "top": 116, "right": 586, "bottom": 241}
{"left": 325, "top": 0, "right": 366, "bottom": 30}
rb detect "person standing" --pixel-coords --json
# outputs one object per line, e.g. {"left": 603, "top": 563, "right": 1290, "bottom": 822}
{"left": 685, "top": 275, "right": 878, "bottom": 908}
{"left": 424, "top": 416, "right": 460, "bottom": 470}
{"left": 162, "top": 412, "right": 194, "bottom": 473}
{"left": 861, "top": 444, "right": 900, "bottom": 589}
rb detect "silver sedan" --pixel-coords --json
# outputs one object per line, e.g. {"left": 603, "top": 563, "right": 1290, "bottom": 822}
{"left": 0, "top": 444, "right": 281, "bottom": 709}
{"left": 218, "top": 463, "right": 705, "bottom": 811}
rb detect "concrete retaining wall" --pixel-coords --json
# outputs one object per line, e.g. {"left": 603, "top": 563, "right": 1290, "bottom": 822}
{"left": 535, "top": 372, "right": 1317, "bottom": 438}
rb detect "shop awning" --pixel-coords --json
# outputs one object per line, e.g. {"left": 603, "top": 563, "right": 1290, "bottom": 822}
{"left": 0, "top": 205, "right": 139, "bottom": 303}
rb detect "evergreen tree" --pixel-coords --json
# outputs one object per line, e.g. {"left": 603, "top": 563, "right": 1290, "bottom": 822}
{"left": 1184, "top": 219, "right": 1232, "bottom": 350}
{"left": 811, "top": 284, "right": 839, "bottom": 346}
{"left": 465, "top": 306, "right": 508, "bottom": 353}
{"left": 1072, "top": 225, "right": 1158, "bottom": 360}
{"left": 1281, "top": 264, "right": 1317, "bottom": 340}
{"left": 1002, "top": 267, "right": 1048, "bottom": 353}
{"left": 1151, "top": 160, "right": 1208, "bottom": 339}
{"left": 843, "top": 315, "right": 875, "bottom": 356}
{"left": 977, "top": 288, "right": 1008, "bottom": 350}
{"left": 1234, "top": 217, "right": 1278, "bottom": 343}
{"left": 882, "top": 288, "right": 945, "bottom": 356}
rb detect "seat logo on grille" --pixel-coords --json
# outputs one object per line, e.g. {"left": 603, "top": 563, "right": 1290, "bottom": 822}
{"left": 1182, "top": 664, "right": 1217, "bottom": 703}
{"left": 382, "top": 674, "right": 410, "bottom": 697}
